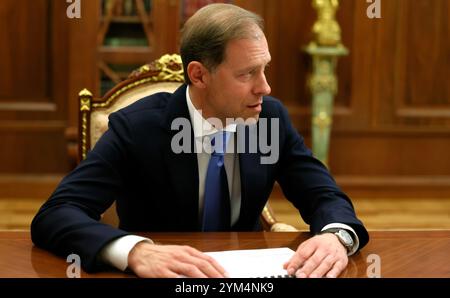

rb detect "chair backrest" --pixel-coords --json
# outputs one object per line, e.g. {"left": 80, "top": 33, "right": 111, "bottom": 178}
{"left": 78, "top": 54, "right": 184, "bottom": 161}
{"left": 77, "top": 54, "right": 298, "bottom": 232}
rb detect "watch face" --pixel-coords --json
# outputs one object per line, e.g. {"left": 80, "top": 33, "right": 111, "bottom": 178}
{"left": 337, "top": 230, "right": 353, "bottom": 247}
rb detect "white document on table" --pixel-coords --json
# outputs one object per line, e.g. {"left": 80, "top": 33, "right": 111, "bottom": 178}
{"left": 205, "top": 247, "right": 295, "bottom": 278}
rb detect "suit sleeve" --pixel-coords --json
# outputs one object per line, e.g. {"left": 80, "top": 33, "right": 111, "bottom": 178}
{"left": 31, "top": 111, "right": 135, "bottom": 272}
{"left": 274, "top": 102, "right": 369, "bottom": 250}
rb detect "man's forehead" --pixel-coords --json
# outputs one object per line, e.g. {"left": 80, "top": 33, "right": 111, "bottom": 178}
{"left": 248, "top": 27, "right": 265, "bottom": 40}
{"left": 224, "top": 37, "right": 271, "bottom": 66}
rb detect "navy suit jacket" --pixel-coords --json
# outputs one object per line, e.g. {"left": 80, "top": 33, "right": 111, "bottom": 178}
{"left": 31, "top": 84, "right": 369, "bottom": 272}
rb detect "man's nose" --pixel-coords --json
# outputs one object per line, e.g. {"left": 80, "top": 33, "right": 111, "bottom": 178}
{"left": 254, "top": 73, "right": 271, "bottom": 96}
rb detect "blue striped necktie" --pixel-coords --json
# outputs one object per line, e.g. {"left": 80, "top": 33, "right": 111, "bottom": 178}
{"left": 202, "top": 131, "right": 231, "bottom": 231}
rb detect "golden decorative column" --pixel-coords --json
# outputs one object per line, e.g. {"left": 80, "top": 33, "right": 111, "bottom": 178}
{"left": 304, "top": 0, "right": 347, "bottom": 166}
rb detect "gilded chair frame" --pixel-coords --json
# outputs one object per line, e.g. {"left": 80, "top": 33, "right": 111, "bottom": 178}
{"left": 78, "top": 54, "right": 184, "bottom": 162}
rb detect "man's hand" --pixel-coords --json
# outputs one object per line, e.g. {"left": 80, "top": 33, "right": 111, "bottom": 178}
{"left": 127, "top": 241, "right": 228, "bottom": 278}
{"left": 283, "top": 233, "right": 348, "bottom": 278}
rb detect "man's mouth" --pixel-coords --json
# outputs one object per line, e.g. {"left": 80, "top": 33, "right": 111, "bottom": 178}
{"left": 247, "top": 101, "right": 263, "bottom": 109}
{"left": 247, "top": 103, "right": 262, "bottom": 113}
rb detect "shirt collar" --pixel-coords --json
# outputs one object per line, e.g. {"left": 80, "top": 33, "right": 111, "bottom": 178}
{"left": 186, "top": 85, "right": 237, "bottom": 139}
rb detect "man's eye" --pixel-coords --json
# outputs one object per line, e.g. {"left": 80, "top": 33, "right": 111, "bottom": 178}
{"left": 239, "top": 72, "right": 252, "bottom": 78}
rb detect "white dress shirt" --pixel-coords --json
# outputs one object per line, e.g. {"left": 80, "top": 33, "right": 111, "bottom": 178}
{"left": 100, "top": 86, "right": 359, "bottom": 271}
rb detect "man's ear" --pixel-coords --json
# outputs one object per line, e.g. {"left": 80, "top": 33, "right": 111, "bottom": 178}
{"left": 187, "top": 61, "right": 208, "bottom": 88}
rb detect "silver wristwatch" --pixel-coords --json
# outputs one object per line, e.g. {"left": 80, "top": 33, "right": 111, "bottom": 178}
{"left": 322, "top": 228, "right": 354, "bottom": 252}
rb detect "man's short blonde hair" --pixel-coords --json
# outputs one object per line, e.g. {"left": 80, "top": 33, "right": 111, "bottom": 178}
{"left": 180, "top": 3, "right": 264, "bottom": 84}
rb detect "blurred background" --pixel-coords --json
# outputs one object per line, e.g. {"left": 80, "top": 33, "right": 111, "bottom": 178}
{"left": 0, "top": 0, "right": 449, "bottom": 231}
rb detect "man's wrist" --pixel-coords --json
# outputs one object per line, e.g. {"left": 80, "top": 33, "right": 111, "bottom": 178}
{"left": 321, "top": 228, "right": 355, "bottom": 253}
{"left": 100, "top": 235, "right": 153, "bottom": 271}
{"left": 320, "top": 223, "right": 360, "bottom": 256}
{"left": 127, "top": 240, "right": 156, "bottom": 270}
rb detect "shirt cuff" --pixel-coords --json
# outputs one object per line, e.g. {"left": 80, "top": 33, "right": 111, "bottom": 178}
{"left": 321, "top": 223, "right": 360, "bottom": 256}
{"left": 100, "top": 235, "right": 153, "bottom": 271}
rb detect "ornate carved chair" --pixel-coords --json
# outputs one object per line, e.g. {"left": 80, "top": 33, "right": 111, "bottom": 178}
{"left": 75, "top": 54, "right": 298, "bottom": 232}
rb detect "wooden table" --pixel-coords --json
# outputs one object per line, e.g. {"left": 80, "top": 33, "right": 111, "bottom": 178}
{"left": 0, "top": 230, "right": 449, "bottom": 278}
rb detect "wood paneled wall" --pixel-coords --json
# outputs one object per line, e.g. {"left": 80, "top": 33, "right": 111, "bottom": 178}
{"left": 0, "top": 0, "right": 70, "bottom": 175}
{"left": 252, "top": 0, "right": 450, "bottom": 197}
{"left": 0, "top": 0, "right": 449, "bottom": 198}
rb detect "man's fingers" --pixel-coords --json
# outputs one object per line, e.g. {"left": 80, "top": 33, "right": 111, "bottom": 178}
{"left": 308, "top": 254, "right": 336, "bottom": 278}
{"left": 182, "top": 254, "right": 227, "bottom": 278}
{"left": 160, "top": 269, "right": 180, "bottom": 278}
{"left": 171, "top": 262, "right": 209, "bottom": 278}
{"left": 295, "top": 250, "right": 326, "bottom": 278}
{"left": 326, "top": 260, "right": 347, "bottom": 278}
{"left": 201, "top": 255, "right": 229, "bottom": 277}
{"left": 183, "top": 246, "right": 228, "bottom": 277}
{"left": 285, "top": 245, "right": 314, "bottom": 275}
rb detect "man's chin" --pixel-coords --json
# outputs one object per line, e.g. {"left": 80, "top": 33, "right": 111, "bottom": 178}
{"left": 238, "top": 114, "right": 260, "bottom": 126}
{"left": 246, "top": 115, "right": 259, "bottom": 125}
{"left": 225, "top": 113, "right": 260, "bottom": 126}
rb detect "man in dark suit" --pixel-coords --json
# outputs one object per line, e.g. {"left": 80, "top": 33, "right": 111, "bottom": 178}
{"left": 31, "top": 3, "right": 368, "bottom": 278}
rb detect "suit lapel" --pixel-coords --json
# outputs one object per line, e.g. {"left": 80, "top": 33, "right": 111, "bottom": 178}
{"left": 235, "top": 124, "right": 267, "bottom": 230}
{"left": 163, "top": 85, "right": 200, "bottom": 230}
